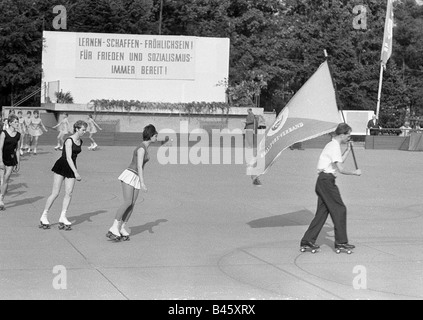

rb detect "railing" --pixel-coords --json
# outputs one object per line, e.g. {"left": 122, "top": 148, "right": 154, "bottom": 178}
{"left": 366, "top": 128, "right": 422, "bottom": 136}
{"left": 12, "top": 83, "right": 47, "bottom": 108}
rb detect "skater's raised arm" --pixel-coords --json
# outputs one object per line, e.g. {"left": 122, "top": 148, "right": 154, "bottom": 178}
{"left": 93, "top": 119, "right": 102, "bottom": 131}
{"left": 40, "top": 119, "right": 48, "bottom": 132}
{"left": 52, "top": 118, "right": 65, "bottom": 129}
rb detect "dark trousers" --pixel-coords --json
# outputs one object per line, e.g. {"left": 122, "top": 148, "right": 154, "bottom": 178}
{"left": 301, "top": 172, "right": 348, "bottom": 245}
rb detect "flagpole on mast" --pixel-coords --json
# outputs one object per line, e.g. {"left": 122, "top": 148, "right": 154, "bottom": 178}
{"left": 376, "top": 64, "right": 384, "bottom": 119}
{"left": 324, "top": 49, "right": 359, "bottom": 169}
{"left": 378, "top": 0, "right": 394, "bottom": 120}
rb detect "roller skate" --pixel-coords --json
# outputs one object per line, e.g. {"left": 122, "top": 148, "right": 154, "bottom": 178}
{"left": 39, "top": 216, "right": 51, "bottom": 230}
{"left": 58, "top": 217, "right": 72, "bottom": 231}
{"left": 0, "top": 201, "right": 5, "bottom": 211}
{"left": 106, "top": 230, "right": 121, "bottom": 241}
{"left": 335, "top": 243, "right": 355, "bottom": 254}
{"left": 107, "top": 220, "right": 122, "bottom": 241}
{"left": 300, "top": 241, "right": 320, "bottom": 254}
{"left": 120, "top": 223, "right": 130, "bottom": 241}
{"left": 54, "top": 145, "right": 60, "bottom": 150}
{"left": 91, "top": 144, "right": 98, "bottom": 151}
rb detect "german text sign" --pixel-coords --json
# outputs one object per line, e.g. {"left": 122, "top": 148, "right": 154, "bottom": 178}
{"left": 75, "top": 33, "right": 196, "bottom": 80}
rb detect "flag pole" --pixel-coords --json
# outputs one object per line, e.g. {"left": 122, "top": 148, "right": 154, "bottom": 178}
{"left": 324, "top": 50, "right": 359, "bottom": 169}
{"left": 378, "top": 0, "right": 394, "bottom": 119}
{"left": 375, "top": 64, "right": 384, "bottom": 119}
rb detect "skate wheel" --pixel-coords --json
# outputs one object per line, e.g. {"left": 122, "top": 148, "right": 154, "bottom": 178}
{"left": 311, "top": 249, "right": 316, "bottom": 254}
{"left": 347, "top": 250, "right": 352, "bottom": 254}
{"left": 300, "top": 248, "right": 305, "bottom": 252}
{"left": 336, "top": 249, "right": 341, "bottom": 254}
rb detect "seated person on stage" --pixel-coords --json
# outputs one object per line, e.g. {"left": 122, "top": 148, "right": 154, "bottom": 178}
{"left": 400, "top": 121, "right": 412, "bottom": 136}
{"left": 367, "top": 114, "right": 382, "bottom": 135}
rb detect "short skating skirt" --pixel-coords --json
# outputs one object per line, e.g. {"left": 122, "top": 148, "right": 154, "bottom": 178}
{"left": 118, "top": 169, "right": 140, "bottom": 189}
{"left": 28, "top": 128, "right": 43, "bottom": 137}
{"left": 52, "top": 157, "right": 77, "bottom": 178}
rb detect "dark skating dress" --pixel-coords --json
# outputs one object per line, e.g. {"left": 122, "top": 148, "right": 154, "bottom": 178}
{"left": 51, "top": 137, "right": 82, "bottom": 178}
{"left": 2, "top": 130, "right": 21, "bottom": 166}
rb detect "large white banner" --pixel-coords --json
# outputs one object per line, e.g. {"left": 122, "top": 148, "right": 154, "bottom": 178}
{"left": 75, "top": 33, "right": 196, "bottom": 80}
{"left": 42, "top": 31, "right": 229, "bottom": 103}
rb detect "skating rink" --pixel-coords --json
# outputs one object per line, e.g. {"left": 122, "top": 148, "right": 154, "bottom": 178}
{"left": 1, "top": 144, "right": 422, "bottom": 300}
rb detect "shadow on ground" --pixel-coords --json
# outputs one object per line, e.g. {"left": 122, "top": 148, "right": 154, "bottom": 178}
{"left": 69, "top": 210, "right": 108, "bottom": 226}
{"left": 247, "top": 209, "right": 337, "bottom": 248}
{"left": 129, "top": 219, "right": 168, "bottom": 236}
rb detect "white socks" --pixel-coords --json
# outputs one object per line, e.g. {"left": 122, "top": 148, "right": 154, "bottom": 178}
{"left": 109, "top": 219, "right": 122, "bottom": 236}
{"left": 120, "top": 222, "right": 130, "bottom": 236}
{"left": 59, "top": 211, "right": 71, "bottom": 225}
{"left": 40, "top": 210, "right": 49, "bottom": 224}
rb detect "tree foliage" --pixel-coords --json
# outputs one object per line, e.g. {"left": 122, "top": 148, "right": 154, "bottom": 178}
{"left": 0, "top": 0, "right": 422, "bottom": 126}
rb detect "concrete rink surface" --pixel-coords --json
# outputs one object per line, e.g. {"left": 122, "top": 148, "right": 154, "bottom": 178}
{"left": 0, "top": 143, "right": 422, "bottom": 300}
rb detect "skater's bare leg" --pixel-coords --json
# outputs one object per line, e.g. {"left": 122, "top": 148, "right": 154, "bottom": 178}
{"left": 120, "top": 188, "right": 139, "bottom": 239}
{"left": 59, "top": 178, "right": 75, "bottom": 228}
{"left": 108, "top": 183, "right": 136, "bottom": 238}
{"left": 32, "top": 136, "right": 39, "bottom": 153}
{"left": 0, "top": 166, "right": 14, "bottom": 206}
{"left": 40, "top": 174, "right": 63, "bottom": 226}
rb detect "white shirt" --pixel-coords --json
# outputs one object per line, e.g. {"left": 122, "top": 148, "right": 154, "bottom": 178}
{"left": 317, "top": 139, "right": 343, "bottom": 175}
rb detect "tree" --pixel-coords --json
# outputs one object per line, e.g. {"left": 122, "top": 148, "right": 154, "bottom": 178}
{"left": 393, "top": 0, "right": 423, "bottom": 119}
{"left": 0, "top": 0, "right": 421, "bottom": 123}
{"left": 0, "top": 0, "right": 44, "bottom": 107}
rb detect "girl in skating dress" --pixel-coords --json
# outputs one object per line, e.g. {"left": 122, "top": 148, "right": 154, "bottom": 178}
{"left": 52, "top": 113, "right": 71, "bottom": 150}
{"left": 28, "top": 110, "right": 48, "bottom": 154}
{"left": 39, "top": 120, "right": 88, "bottom": 230}
{"left": 23, "top": 111, "right": 32, "bottom": 152}
{"left": 0, "top": 115, "right": 21, "bottom": 210}
{"left": 106, "top": 124, "right": 158, "bottom": 240}
{"left": 86, "top": 114, "right": 102, "bottom": 150}
{"left": 17, "top": 111, "right": 25, "bottom": 155}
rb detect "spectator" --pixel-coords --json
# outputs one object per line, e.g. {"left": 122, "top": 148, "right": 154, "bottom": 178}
{"left": 367, "top": 114, "right": 382, "bottom": 135}
{"left": 400, "top": 121, "right": 412, "bottom": 136}
{"left": 243, "top": 108, "right": 256, "bottom": 149}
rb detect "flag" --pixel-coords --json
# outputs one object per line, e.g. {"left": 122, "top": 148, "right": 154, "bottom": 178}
{"left": 248, "top": 61, "right": 342, "bottom": 176}
{"left": 381, "top": 0, "right": 394, "bottom": 70}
